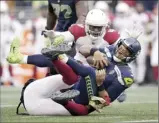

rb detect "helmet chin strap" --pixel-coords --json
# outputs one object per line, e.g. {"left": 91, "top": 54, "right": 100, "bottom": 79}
{"left": 113, "top": 55, "right": 122, "bottom": 62}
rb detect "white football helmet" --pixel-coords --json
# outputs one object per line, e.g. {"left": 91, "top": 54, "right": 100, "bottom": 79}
{"left": 115, "top": 2, "right": 130, "bottom": 17}
{"left": 85, "top": 9, "right": 109, "bottom": 41}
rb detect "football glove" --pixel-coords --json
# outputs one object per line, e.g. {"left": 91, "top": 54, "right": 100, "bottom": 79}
{"left": 89, "top": 96, "right": 106, "bottom": 113}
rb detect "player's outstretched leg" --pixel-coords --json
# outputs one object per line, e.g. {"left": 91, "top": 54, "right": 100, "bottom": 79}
{"left": 6, "top": 37, "right": 24, "bottom": 64}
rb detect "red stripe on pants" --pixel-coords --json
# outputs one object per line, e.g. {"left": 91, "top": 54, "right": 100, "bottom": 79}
{"left": 52, "top": 60, "right": 79, "bottom": 85}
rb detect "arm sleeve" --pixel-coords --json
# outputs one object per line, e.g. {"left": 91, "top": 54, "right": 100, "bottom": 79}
{"left": 67, "top": 57, "right": 93, "bottom": 77}
{"left": 27, "top": 54, "right": 54, "bottom": 68}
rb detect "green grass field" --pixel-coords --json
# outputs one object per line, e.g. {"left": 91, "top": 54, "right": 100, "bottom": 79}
{"left": 0, "top": 86, "right": 158, "bottom": 123}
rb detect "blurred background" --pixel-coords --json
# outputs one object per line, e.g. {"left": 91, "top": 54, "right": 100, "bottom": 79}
{"left": 0, "top": 0, "right": 158, "bottom": 87}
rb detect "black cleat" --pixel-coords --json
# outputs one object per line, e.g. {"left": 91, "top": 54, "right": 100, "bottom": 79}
{"left": 51, "top": 89, "right": 80, "bottom": 102}
{"left": 41, "top": 43, "right": 72, "bottom": 59}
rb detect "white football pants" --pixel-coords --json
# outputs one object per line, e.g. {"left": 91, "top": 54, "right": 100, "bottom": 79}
{"left": 24, "top": 74, "right": 72, "bottom": 115}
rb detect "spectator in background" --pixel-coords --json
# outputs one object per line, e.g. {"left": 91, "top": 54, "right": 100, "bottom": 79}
{"left": 113, "top": 1, "right": 132, "bottom": 37}
{"left": 122, "top": 0, "right": 136, "bottom": 7}
{"left": 150, "top": 4, "right": 158, "bottom": 83}
{"left": 32, "top": 5, "right": 49, "bottom": 79}
{"left": 33, "top": 5, "right": 48, "bottom": 54}
{"left": 94, "top": 1, "right": 115, "bottom": 24}
{"left": 0, "top": 1, "right": 23, "bottom": 86}
{"left": 15, "top": 1, "right": 32, "bottom": 7}
{"left": 130, "top": 2, "right": 150, "bottom": 85}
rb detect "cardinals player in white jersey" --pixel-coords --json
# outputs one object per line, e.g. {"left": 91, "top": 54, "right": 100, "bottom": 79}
{"left": 42, "top": 9, "right": 120, "bottom": 65}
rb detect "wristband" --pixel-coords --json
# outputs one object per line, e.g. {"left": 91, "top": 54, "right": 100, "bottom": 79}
{"left": 90, "top": 48, "right": 98, "bottom": 56}
{"left": 97, "top": 84, "right": 105, "bottom": 92}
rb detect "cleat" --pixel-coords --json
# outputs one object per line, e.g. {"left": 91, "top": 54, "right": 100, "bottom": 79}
{"left": 41, "top": 43, "right": 72, "bottom": 59}
{"left": 51, "top": 89, "right": 80, "bottom": 101}
{"left": 6, "top": 37, "right": 24, "bottom": 64}
{"left": 117, "top": 92, "right": 127, "bottom": 103}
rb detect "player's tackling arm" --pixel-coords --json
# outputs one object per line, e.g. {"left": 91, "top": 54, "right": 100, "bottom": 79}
{"left": 79, "top": 46, "right": 109, "bottom": 68}
{"left": 42, "top": 24, "right": 85, "bottom": 45}
{"left": 42, "top": 30, "right": 75, "bottom": 43}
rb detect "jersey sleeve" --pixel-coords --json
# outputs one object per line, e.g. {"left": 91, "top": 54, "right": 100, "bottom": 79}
{"left": 115, "top": 65, "right": 134, "bottom": 88}
{"left": 68, "top": 24, "right": 86, "bottom": 41}
{"left": 122, "top": 70, "right": 134, "bottom": 88}
{"left": 104, "top": 29, "right": 120, "bottom": 45}
{"left": 107, "top": 79, "right": 126, "bottom": 102}
{"left": 107, "top": 66, "right": 134, "bottom": 102}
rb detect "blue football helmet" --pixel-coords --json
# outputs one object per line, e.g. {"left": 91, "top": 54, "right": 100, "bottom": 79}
{"left": 114, "top": 37, "right": 141, "bottom": 63}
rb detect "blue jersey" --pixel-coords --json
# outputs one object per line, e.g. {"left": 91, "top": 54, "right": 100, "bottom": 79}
{"left": 70, "top": 46, "right": 134, "bottom": 104}
{"left": 48, "top": 0, "right": 78, "bottom": 31}
{"left": 27, "top": 46, "right": 134, "bottom": 105}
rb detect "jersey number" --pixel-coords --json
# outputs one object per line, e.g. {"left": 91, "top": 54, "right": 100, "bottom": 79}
{"left": 51, "top": 4, "right": 72, "bottom": 19}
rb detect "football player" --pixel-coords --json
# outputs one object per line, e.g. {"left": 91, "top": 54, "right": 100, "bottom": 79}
{"left": 42, "top": 8, "right": 119, "bottom": 64}
{"left": 7, "top": 9, "right": 119, "bottom": 75}
{"left": 15, "top": 37, "right": 141, "bottom": 116}
{"left": 42, "top": 37, "right": 141, "bottom": 104}
{"left": 46, "top": 0, "right": 88, "bottom": 31}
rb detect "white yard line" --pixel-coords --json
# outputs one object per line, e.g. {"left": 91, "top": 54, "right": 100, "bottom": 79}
{"left": 20, "top": 116, "right": 123, "bottom": 119}
{"left": 120, "top": 120, "right": 158, "bottom": 123}
{"left": 113, "top": 101, "right": 158, "bottom": 105}
{"left": 0, "top": 104, "right": 17, "bottom": 108}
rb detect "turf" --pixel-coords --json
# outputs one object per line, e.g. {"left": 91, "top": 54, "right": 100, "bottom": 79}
{"left": 0, "top": 86, "right": 158, "bottom": 123}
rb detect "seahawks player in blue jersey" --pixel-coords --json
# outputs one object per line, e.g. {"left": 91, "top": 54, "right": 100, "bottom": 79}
{"left": 41, "top": 37, "right": 141, "bottom": 106}
{"left": 46, "top": 0, "right": 88, "bottom": 31}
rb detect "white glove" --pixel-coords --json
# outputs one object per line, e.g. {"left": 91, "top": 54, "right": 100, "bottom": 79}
{"left": 41, "top": 29, "right": 55, "bottom": 39}
{"left": 125, "top": 23, "right": 143, "bottom": 39}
